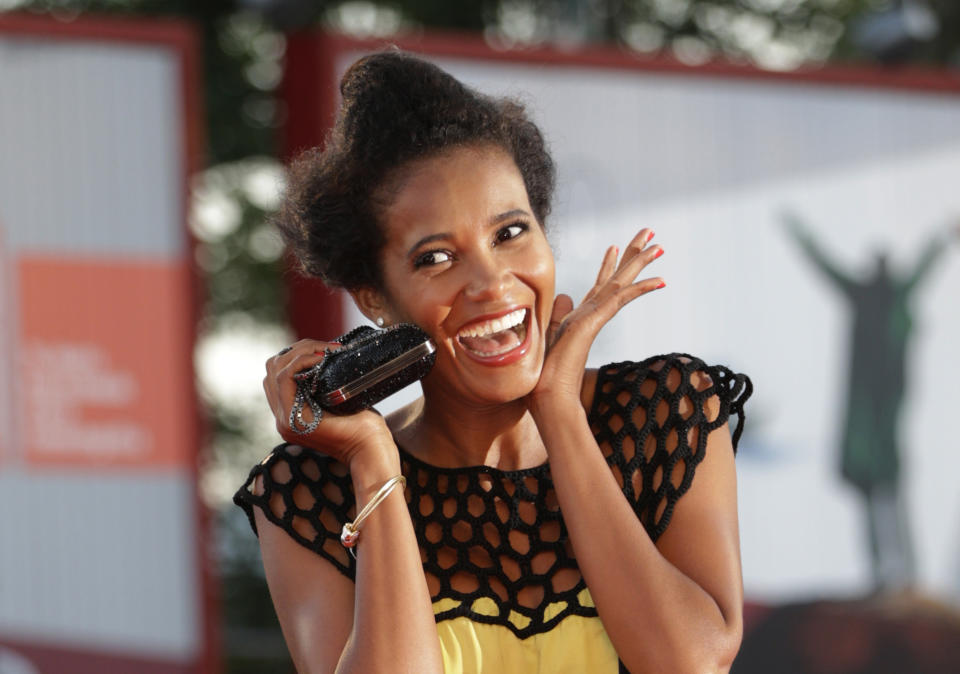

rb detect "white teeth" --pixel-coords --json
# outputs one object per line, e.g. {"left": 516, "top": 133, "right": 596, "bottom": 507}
{"left": 458, "top": 308, "right": 527, "bottom": 339}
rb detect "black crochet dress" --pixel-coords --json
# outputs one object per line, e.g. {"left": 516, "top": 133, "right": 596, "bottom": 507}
{"left": 235, "top": 354, "right": 751, "bottom": 673}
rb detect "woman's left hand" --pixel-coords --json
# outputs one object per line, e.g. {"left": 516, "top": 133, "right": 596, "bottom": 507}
{"left": 529, "top": 227, "right": 665, "bottom": 407}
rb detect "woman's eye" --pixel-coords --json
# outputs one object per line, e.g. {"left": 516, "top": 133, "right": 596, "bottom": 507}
{"left": 414, "top": 250, "right": 453, "bottom": 268}
{"left": 495, "top": 222, "right": 528, "bottom": 244}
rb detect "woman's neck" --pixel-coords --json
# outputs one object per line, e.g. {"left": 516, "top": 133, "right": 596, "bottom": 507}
{"left": 390, "top": 391, "right": 547, "bottom": 471}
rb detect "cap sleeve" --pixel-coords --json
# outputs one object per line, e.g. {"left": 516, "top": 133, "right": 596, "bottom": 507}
{"left": 233, "top": 443, "right": 357, "bottom": 580}
{"left": 588, "top": 353, "right": 752, "bottom": 542}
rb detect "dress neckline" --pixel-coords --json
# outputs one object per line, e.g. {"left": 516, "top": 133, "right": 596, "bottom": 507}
{"left": 395, "top": 444, "right": 551, "bottom": 478}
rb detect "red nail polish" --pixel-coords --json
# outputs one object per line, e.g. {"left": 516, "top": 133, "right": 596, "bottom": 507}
{"left": 654, "top": 248, "right": 664, "bottom": 259}
{"left": 646, "top": 230, "right": 655, "bottom": 242}
{"left": 656, "top": 281, "right": 666, "bottom": 289}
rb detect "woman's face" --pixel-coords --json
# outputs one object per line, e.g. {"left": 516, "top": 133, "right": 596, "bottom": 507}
{"left": 372, "top": 144, "right": 555, "bottom": 405}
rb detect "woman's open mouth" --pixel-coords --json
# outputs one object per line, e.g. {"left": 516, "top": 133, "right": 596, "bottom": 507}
{"left": 456, "top": 308, "right": 530, "bottom": 364}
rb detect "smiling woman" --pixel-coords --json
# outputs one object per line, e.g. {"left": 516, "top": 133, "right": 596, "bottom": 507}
{"left": 366, "top": 145, "right": 556, "bottom": 407}
{"left": 234, "top": 50, "right": 752, "bottom": 674}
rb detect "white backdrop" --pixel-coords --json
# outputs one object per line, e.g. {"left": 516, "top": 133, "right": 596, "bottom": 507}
{"left": 337, "top": 50, "right": 960, "bottom": 604}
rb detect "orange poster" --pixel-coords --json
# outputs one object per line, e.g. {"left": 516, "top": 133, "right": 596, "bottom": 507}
{"left": 18, "top": 256, "right": 195, "bottom": 468}
{"left": 0, "top": 222, "right": 15, "bottom": 464}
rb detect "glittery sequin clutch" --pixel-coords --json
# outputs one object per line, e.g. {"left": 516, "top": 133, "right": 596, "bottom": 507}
{"left": 288, "top": 323, "right": 436, "bottom": 434}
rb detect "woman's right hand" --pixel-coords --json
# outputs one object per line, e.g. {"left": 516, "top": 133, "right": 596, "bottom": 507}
{"left": 263, "top": 339, "right": 393, "bottom": 468}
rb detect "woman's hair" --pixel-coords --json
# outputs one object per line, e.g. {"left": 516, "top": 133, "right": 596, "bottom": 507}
{"left": 275, "top": 49, "right": 556, "bottom": 291}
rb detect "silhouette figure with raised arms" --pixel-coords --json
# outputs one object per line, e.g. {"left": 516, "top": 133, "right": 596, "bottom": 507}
{"left": 784, "top": 212, "right": 958, "bottom": 591}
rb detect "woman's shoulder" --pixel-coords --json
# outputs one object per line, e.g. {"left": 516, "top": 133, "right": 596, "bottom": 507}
{"left": 582, "top": 353, "right": 752, "bottom": 448}
{"left": 233, "top": 443, "right": 357, "bottom": 578}
{"left": 583, "top": 354, "right": 751, "bottom": 541}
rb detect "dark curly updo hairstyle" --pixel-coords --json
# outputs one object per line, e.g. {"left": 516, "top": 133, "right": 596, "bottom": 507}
{"left": 275, "top": 49, "right": 556, "bottom": 291}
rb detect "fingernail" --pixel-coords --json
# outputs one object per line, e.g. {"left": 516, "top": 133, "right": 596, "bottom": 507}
{"left": 654, "top": 248, "right": 664, "bottom": 259}
{"left": 646, "top": 230, "right": 655, "bottom": 242}
{"left": 656, "top": 280, "right": 666, "bottom": 289}
{"left": 614, "top": 245, "right": 619, "bottom": 256}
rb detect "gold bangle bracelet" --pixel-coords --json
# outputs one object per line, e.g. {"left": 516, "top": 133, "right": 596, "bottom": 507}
{"left": 340, "top": 474, "right": 406, "bottom": 558}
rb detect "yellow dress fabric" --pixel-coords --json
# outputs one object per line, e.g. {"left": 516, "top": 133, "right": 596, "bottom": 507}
{"left": 433, "top": 590, "right": 619, "bottom": 674}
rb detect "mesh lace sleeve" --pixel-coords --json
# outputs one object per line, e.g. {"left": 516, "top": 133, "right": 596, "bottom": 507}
{"left": 588, "top": 353, "right": 752, "bottom": 542}
{"left": 233, "top": 444, "right": 357, "bottom": 580}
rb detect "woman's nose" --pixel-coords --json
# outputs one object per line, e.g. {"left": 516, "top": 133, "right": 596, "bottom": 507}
{"left": 463, "top": 254, "right": 511, "bottom": 301}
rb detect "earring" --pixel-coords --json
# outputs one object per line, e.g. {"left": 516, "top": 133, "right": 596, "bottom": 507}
{"left": 376, "top": 317, "right": 385, "bottom": 327}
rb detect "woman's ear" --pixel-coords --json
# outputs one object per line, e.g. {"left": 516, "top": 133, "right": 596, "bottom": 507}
{"left": 349, "top": 287, "right": 392, "bottom": 326}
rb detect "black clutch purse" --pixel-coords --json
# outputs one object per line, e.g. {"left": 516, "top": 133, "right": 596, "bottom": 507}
{"left": 288, "top": 323, "right": 437, "bottom": 434}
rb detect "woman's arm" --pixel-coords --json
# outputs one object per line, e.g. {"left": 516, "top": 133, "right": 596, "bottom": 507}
{"left": 254, "top": 342, "right": 444, "bottom": 674}
{"left": 254, "top": 439, "right": 444, "bottom": 674}
{"left": 531, "top": 368, "right": 742, "bottom": 674}
{"left": 254, "top": 503, "right": 354, "bottom": 672}
{"left": 529, "top": 229, "right": 742, "bottom": 672}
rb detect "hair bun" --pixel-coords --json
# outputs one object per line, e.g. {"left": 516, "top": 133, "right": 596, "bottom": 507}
{"left": 273, "top": 50, "right": 555, "bottom": 291}
{"left": 337, "top": 50, "right": 493, "bottom": 166}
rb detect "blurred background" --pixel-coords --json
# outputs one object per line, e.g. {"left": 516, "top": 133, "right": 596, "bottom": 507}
{"left": 1, "top": 1, "right": 959, "bottom": 672}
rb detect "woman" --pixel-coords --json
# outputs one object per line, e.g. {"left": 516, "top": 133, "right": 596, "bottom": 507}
{"left": 235, "top": 50, "right": 751, "bottom": 674}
